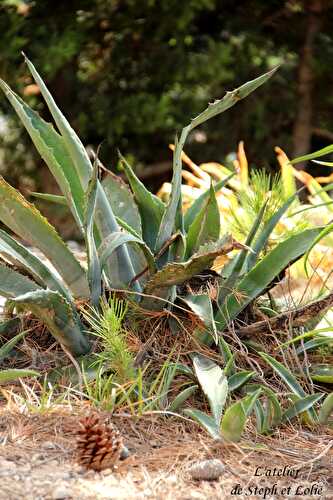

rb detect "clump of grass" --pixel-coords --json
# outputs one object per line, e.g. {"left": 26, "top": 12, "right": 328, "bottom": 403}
{"left": 83, "top": 295, "right": 136, "bottom": 384}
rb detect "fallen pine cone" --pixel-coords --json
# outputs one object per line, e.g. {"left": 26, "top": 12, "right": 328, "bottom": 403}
{"left": 76, "top": 412, "right": 129, "bottom": 471}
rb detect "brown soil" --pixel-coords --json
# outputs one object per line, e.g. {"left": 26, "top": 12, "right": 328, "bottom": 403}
{"left": 0, "top": 405, "right": 332, "bottom": 499}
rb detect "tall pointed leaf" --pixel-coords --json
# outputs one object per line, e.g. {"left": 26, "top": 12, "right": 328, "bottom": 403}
{"left": 0, "top": 262, "right": 41, "bottom": 297}
{"left": 0, "top": 80, "right": 85, "bottom": 229}
{"left": 215, "top": 227, "right": 323, "bottom": 330}
{"left": 193, "top": 354, "right": 228, "bottom": 426}
{"left": 183, "top": 409, "right": 221, "bottom": 440}
{"left": 0, "top": 229, "right": 72, "bottom": 301}
{"left": 102, "top": 172, "right": 142, "bottom": 236}
{"left": 259, "top": 352, "right": 317, "bottom": 421}
{"left": 23, "top": 56, "right": 139, "bottom": 290}
{"left": 0, "top": 369, "right": 39, "bottom": 385}
{"left": 218, "top": 199, "right": 268, "bottom": 308}
{"left": 155, "top": 67, "right": 278, "bottom": 253}
{"left": 291, "top": 144, "right": 333, "bottom": 165}
{"left": 245, "top": 191, "right": 299, "bottom": 269}
{"left": 221, "top": 389, "right": 261, "bottom": 441}
{"left": 191, "top": 68, "right": 278, "bottom": 129}
{"left": 186, "top": 183, "right": 220, "bottom": 258}
{"left": 13, "top": 289, "right": 89, "bottom": 356}
{"left": 85, "top": 164, "right": 101, "bottom": 307}
{"left": 184, "top": 174, "right": 234, "bottom": 231}
{"left": 318, "top": 393, "right": 333, "bottom": 424}
{"left": 120, "top": 153, "right": 165, "bottom": 250}
{"left": 0, "top": 177, "right": 89, "bottom": 298}
{"left": 283, "top": 394, "right": 323, "bottom": 422}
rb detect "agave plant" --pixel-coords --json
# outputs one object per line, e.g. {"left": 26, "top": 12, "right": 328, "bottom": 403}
{"left": 0, "top": 56, "right": 329, "bottom": 366}
{"left": 0, "top": 57, "right": 284, "bottom": 355}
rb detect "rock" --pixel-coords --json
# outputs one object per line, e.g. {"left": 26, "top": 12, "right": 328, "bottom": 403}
{"left": 188, "top": 459, "right": 225, "bottom": 481}
{"left": 52, "top": 485, "right": 72, "bottom": 499}
{"left": 41, "top": 441, "right": 57, "bottom": 450}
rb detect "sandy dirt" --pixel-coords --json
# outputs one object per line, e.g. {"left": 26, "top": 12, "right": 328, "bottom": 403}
{"left": 0, "top": 407, "right": 332, "bottom": 499}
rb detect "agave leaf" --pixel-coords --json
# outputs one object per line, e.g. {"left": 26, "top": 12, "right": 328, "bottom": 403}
{"left": 291, "top": 144, "right": 333, "bottom": 164}
{"left": 228, "top": 371, "right": 255, "bottom": 392}
{"left": 24, "top": 55, "right": 92, "bottom": 186}
{"left": 245, "top": 191, "right": 299, "bottom": 269}
{"left": 0, "top": 329, "right": 30, "bottom": 362}
{"left": 283, "top": 394, "right": 323, "bottom": 422}
{"left": 215, "top": 227, "right": 323, "bottom": 329}
{"left": 264, "top": 389, "right": 283, "bottom": 428}
{"left": 30, "top": 192, "right": 67, "bottom": 205}
{"left": 259, "top": 353, "right": 307, "bottom": 397}
{"left": 120, "top": 153, "right": 165, "bottom": 250}
{"left": 168, "top": 385, "right": 198, "bottom": 412}
{"left": 142, "top": 236, "right": 239, "bottom": 309}
{"left": 184, "top": 174, "right": 234, "bottom": 231}
{"left": 0, "top": 368, "right": 39, "bottom": 385}
{"left": 191, "top": 67, "right": 278, "bottom": 129}
{"left": 218, "top": 337, "right": 235, "bottom": 374}
{"left": 12, "top": 289, "right": 89, "bottom": 356}
{"left": 259, "top": 352, "right": 317, "bottom": 421}
{"left": 156, "top": 67, "right": 277, "bottom": 253}
{"left": 145, "top": 236, "right": 235, "bottom": 290}
{"left": 23, "top": 56, "right": 139, "bottom": 291}
{"left": 85, "top": 164, "right": 102, "bottom": 307}
{"left": 221, "top": 389, "right": 261, "bottom": 442}
{"left": 224, "top": 355, "right": 235, "bottom": 377}
{"left": 0, "top": 262, "right": 41, "bottom": 297}
{"left": 0, "top": 317, "right": 20, "bottom": 335}
{"left": 245, "top": 384, "right": 282, "bottom": 428}
{"left": 318, "top": 393, "right": 333, "bottom": 424}
{"left": 296, "top": 337, "right": 333, "bottom": 354}
{"left": 155, "top": 133, "right": 187, "bottom": 253}
{"left": 254, "top": 400, "right": 266, "bottom": 434}
{"left": 102, "top": 172, "right": 142, "bottom": 236}
{"left": 0, "top": 79, "right": 85, "bottom": 228}
{"left": 242, "top": 388, "right": 262, "bottom": 415}
{"left": 115, "top": 216, "right": 142, "bottom": 238}
{"left": 0, "top": 177, "right": 89, "bottom": 298}
{"left": 312, "top": 159, "right": 333, "bottom": 167}
{"left": 183, "top": 408, "right": 221, "bottom": 440}
{"left": 0, "top": 229, "right": 72, "bottom": 301}
{"left": 193, "top": 354, "right": 228, "bottom": 426}
{"left": 304, "top": 223, "right": 333, "bottom": 277}
{"left": 98, "top": 232, "right": 156, "bottom": 276}
{"left": 220, "top": 401, "right": 246, "bottom": 442}
{"left": 218, "top": 200, "right": 268, "bottom": 307}
{"left": 186, "top": 183, "right": 220, "bottom": 258}
{"left": 309, "top": 364, "right": 333, "bottom": 384}
{"left": 181, "top": 294, "right": 217, "bottom": 344}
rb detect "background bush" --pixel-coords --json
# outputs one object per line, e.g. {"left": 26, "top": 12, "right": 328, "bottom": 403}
{"left": 1, "top": 0, "right": 333, "bottom": 195}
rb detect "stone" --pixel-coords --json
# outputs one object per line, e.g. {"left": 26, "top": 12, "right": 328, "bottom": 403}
{"left": 52, "top": 485, "right": 72, "bottom": 499}
{"left": 41, "top": 441, "right": 57, "bottom": 450}
{"left": 188, "top": 459, "right": 225, "bottom": 481}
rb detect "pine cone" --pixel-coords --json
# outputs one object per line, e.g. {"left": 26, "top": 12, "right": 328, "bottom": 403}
{"left": 76, "top": 413, "right": 128, "bottom": 471}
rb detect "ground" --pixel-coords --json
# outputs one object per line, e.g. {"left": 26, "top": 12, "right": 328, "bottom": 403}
{"left": 0, "top": 406, "right": 332, "bottom": 499}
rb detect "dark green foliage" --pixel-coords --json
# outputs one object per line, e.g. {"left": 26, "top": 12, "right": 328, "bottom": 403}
{"left": 2, "top": 0, "right": 333, "bottom": 189}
